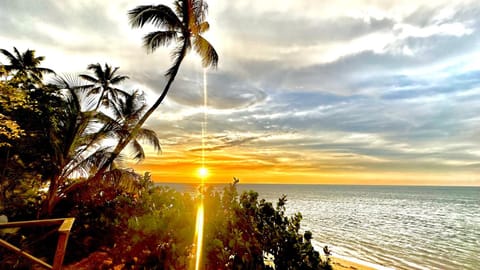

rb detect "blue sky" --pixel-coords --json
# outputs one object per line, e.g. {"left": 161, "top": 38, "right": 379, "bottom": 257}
{"left": 1, "top": 0, "right": 480, "bottom": 185}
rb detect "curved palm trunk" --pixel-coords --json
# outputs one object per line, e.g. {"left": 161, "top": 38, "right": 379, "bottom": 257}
{"left": 58, "top": 41, "right": 189, "bottom": 203}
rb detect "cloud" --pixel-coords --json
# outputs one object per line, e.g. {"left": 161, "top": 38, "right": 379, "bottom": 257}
{"left": 188, "top": 135, "right": 260, "bottom": 152}
{"left": 2, "top": 0, "right": 480, "bottom": 184}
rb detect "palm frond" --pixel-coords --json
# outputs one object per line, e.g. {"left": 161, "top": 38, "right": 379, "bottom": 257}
{"left": 101, "top": 168, "right": 141, "bottom": 193}
{"left": 131, "top": 140, "right": 146, "bottom": 161}
{"left": 198, "top": 21, "right": 210, "bottom": 33}
{"left": 137, "top": 128, "right": 161, "bottom": 152}
{"left": 81, "top": 93, "right": 97, "bottom": 111}
{"left": 50, "top": 73, "right": 79, "bottom": 89}
{"left": 109, "top": 75, "right": 129, "bottom": 84}
{"left": 13, "top": 47, "right": 23, "bottom": 64}
{"left": 166, "top": 38, "right": 189, "bottom": 77}
{"left": 128, "top": 5, "right": 182, "bottom": 29}
{"left": 67, "top": 146, "right": 113, "bottom": 178}
{"left": 143, "top": 31, "right": 179, "bottom": 53}
{"left": 192, "top": 0, "right": 208, "bottom": 24}
{"left": 86, "top": 63, "right": 101, "bottom": 72}
{"left": 0, "top": 48, "right": 19, "bottom": 65}
{"left": 104, "top": 64, "right": 112, "bottom": 79}
{"left": 36, "top": 66, "right": 55, "bottom": 73}
{"left": 79, "top": 74, "right": 98, "bottom": 83}
{"left": 86, "top": 86, "right": 102, "bottom": 95}
{"left": 193, "top": 35, "right": 219, "bottom": 68}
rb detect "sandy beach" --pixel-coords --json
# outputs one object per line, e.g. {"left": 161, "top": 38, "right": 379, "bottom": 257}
{"left": 329, "top": 255, "right": 395, "bottom": 270}
{"left": 331, "top": 257, "right": 376, "bottom": 270}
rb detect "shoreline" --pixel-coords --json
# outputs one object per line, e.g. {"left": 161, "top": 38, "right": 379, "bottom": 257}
{"left": 329, "top": 255, "right": 394, "bottom": 270}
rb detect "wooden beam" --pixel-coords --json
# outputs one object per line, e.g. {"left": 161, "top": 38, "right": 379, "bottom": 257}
{"left": 0, "top": 218, "right": 64, "bottom": 228}
{"left": 58, "top": 218, "right": 75, "bottom": 233}
{"left": 0, "top": 218, "right": 75, "bottom": 270}
{"left": 0, "top": 239, "right": 53, "bottom": 269}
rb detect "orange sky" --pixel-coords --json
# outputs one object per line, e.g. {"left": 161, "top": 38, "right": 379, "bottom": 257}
{"left": 3, "top": 1, "right": 480, "bottom": 187}
{"left": 128, "top": 145, "right": 480, "bottom": 186}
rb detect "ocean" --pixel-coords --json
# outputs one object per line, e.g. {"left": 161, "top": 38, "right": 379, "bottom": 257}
{"left": 162, "top": 184, "right": 480, "bottom": 270}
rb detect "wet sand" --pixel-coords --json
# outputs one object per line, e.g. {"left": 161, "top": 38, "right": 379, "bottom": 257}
{"left": 331, "top": 257, "right": 376, "bottom": 270}
{"left": 330, "top": 256, "right": 394, "bottom": 270}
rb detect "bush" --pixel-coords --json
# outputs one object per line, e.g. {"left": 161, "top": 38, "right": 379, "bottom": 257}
{"left": 104, "top": 178, "right": 332, "bottom": 270}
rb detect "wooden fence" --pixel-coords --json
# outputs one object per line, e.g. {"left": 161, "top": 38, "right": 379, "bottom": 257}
{"left": 0, "top": 218, "right": 75, "bottom": 270}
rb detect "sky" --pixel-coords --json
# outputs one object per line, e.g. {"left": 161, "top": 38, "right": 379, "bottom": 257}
{"left": 1, "top": 0, "right": 480, "bottom": 185}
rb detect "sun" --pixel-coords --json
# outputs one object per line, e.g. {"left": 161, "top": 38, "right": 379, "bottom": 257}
{"left": 197, "top": 167, "right": 209, "bottom": 178}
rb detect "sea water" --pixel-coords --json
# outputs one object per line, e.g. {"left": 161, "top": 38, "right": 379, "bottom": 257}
{"left": 162, "top": 184, "right": 480, "bottom": 270}
{"left": 237, "top": 185, "right": 480, "bottom": 270}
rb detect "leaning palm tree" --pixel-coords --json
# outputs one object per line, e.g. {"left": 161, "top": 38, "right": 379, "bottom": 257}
{"left": 79, "top": 63, "right": 129, "bottom": 111}
{"left": 90, "top": 0, "right": 218, "bottom": 180}
{"left": 0, "top": 47, "right": 55, "bottom": 83}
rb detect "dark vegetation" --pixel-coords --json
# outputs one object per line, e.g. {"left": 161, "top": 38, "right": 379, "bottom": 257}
{"left": 1, "top": 0, "right": 332, "bottom": 269}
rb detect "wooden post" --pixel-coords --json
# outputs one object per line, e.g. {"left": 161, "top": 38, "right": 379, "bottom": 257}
{"left": 52, "top": 218, "right": 75, "bottom": 270}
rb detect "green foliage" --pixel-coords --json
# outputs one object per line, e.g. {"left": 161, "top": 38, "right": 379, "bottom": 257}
{"left": 94, "top": 179, "right": 332, "bottom": 270}
{"left": 0, "top": 80, "right": 58, "bottom": 218}
{"left": 1, "top": 47, "right": 162, "bottom": 217}
{"left": 1, "top": 43, "right": 334, "bottom": 269}
{"left": 0, "top": 81, "right": 31, "bottom": 147}
{"left": 201, "top": 179, "right": 331, "bottom": 270}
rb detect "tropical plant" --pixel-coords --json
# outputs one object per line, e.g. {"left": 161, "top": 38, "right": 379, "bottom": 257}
{"left": 0, "top": 79, "right": 64, "bottom": 219}
{"left": 0, "top": 67, "right": 160, "bottom": 216}
{"left": 0, "top": 47, "right": 55, "bottom": 84}
{"left": 89, "top": 179, "right": 332, "bottom": 270}
{"left": 41, "top": 77, "right": 161, "bottom": 216}
{"left": 90, "top": 0, "right": 219, "bottom": 180}
{"left": 110, "top": 90, "right": 161, "bottom": 161}
{"left": 79, "top": 63, "right": 129, "bottom": 111}
{"left": 56, "top": 90, "right": 162, "bottom": 209}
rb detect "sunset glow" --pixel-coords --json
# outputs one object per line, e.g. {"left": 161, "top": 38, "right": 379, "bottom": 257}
{"left": 197, "top": 167, "right": 209, "bottom": 179}
{"left": 4, "top": 0, "right": 480, "bottom": 186}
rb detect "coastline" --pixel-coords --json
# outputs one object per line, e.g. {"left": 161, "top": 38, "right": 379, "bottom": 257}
{"left": 330, "top": 255, "right": 394, "bottom": 270}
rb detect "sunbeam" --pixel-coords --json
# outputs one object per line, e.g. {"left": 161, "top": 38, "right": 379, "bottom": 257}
{"left": 193, "top": 68, "right": 209, "bottom": 270}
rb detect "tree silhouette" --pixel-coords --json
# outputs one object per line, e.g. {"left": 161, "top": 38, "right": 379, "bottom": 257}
{"left": 79, "top": 63, "right": 129, "bottom": 111}
{"left": 91, "top": 0, "right": 218, "bottom": 180}
{"left": 0, "top": 47, "right": 55, "bottom": 83}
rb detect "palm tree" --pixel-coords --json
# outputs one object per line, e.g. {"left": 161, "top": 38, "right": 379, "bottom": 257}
{"left": 110, "top": 90, "right": 161, "bottom": 161}
{"left": 90, "top": 0, "right": 218, "bottom": 180}
{"left": 41, "top": 76, "right": 119, "bottom": 215}
{"left": 79, "top": 63, "right": 129, "bottom": 111}
{"left": 43, "top": 79, "right": 161, "bottom": 215}
{"left": 0, "top": 47, "right": 55, "bottom": 83}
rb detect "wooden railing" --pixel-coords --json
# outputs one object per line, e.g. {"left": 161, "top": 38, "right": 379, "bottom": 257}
{"left": 0, "top": 218, "right": 75, "bottom": 270}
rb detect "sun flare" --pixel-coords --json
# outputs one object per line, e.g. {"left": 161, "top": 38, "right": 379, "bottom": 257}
{"left": 194, "top": 202, "right": 204, "bottom": 270}
{"left": 197, "top": 167, "right": 209, "bottom": 179}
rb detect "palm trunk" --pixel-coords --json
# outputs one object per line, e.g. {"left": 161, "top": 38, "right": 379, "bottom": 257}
{"left": 58, "top": 41, "right": 189, "bottom": 202}
{"left": 41, "top": 175, "right": 60, "bottom": 217}
{"left": 94, "top": 88, "right": 106, "bottom": 111}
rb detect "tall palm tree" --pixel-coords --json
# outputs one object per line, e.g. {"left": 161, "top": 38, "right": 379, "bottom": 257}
{"left": 79, "top": 63, "right": 129, "bottom": 111}
{"left": 91, "top": 0, "right": 218, "bottom": 180}
{"left": 0, "top": 47, "right": 55, "bottom": 83}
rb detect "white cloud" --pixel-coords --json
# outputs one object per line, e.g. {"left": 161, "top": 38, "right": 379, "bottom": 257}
{"left": 2, "top": 0, "right": 480, "bottom": 184}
